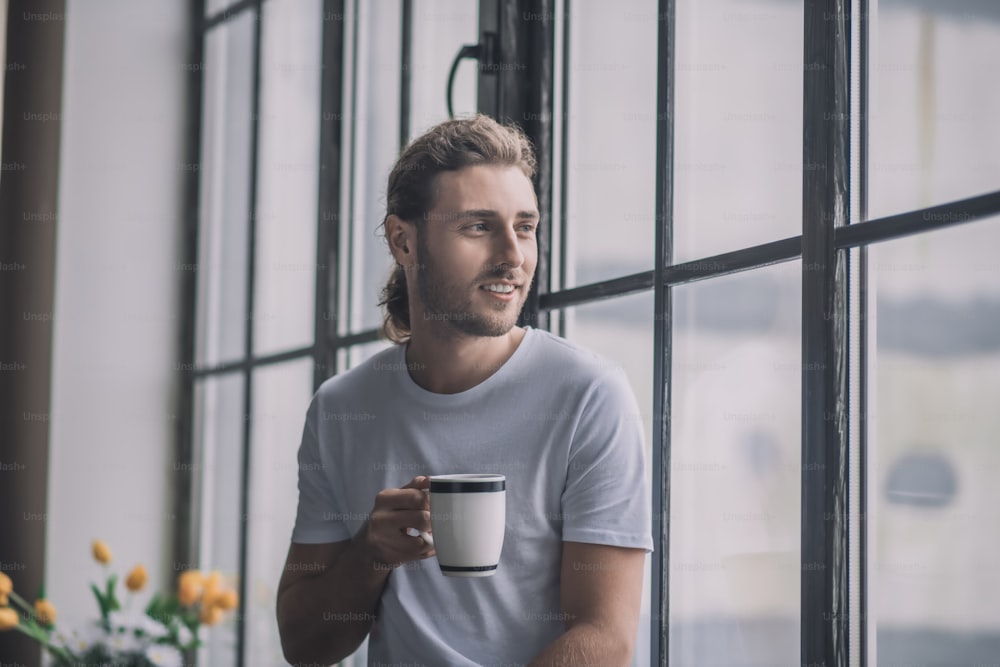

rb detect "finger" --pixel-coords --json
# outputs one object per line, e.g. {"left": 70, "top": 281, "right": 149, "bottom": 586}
{"left": 401, "top": 475, "right": 430, "bottom": 491}
{"left": 411, "top": 529, "right": 435, "bottom": 553}
{"left": 372, "top": 487, "right": 429, "bottom": 512}
{"left": 403, "top": 527, "right": 434, "bottom": 544}
{"left": 372, "top": 508, "right": 432, "bottom": 535}
{"left": 400, "top": 528, "right": 437, "bottom": 558}
{"left": 371, "top": 526, "right": 435, "bottom": 564}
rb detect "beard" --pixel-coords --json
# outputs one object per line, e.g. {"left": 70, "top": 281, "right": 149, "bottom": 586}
{"left": 414, "top": 231, "right": 530, "bottom": 337}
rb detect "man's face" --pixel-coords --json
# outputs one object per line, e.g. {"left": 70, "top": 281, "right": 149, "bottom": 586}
{"left": 413, "top": 164, "right": 539, "bottom": 338}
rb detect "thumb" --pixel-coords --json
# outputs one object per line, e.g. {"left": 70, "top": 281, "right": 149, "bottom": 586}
{"left": 401, "top": 475, "right": 430, "bottom": 490}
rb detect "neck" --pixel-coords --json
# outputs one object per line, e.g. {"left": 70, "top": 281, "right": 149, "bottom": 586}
{"left": 404, "top": 325, "right": 527, "bottom": 394}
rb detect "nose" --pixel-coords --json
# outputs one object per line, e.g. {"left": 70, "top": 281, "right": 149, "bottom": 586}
{"left": 493, "top": 224, "right": 525, "bottom": 272}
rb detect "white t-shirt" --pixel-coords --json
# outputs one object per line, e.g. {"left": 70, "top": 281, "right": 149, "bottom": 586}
{"left": 291, "top": 327, "right": 653, "bottom": 666}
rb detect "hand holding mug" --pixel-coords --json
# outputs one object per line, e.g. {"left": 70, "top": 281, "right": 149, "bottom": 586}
{"left": 361, "top": 476, "right": 436, "bottom": 568}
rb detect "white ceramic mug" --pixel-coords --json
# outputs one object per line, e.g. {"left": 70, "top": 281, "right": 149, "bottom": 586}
{"left": 417, "top": 473, "right": 506, "bottom": 577}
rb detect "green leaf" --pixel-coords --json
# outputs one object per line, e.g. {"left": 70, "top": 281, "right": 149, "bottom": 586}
{"left": 90, "top": 582, "right": 107, "bottom": 614}
{"left": 105, "top": 573, "right": 121, "bottom": 611}
{"left": 145, "top": 592, "right": 162, "bottom": 616}
{"left": 42, "top": 642, "right": 75, "bottom": 666}
{"left": 146, "top": 592, "right": 169, "bottom": 628}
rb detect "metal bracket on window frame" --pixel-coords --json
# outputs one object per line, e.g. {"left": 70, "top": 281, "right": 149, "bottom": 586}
{"left": 446, "top": 31, "right": 498, "bottom": 119}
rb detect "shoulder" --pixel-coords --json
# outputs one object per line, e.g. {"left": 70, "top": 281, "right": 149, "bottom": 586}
{"left": 520, "top": 329, "right": 637, "bottom": 411}
{"left": 525, "top": 328, "right": 627, "bottom": 385}
{"left": 313, "top": 343, "right": 403, "bottom": 403}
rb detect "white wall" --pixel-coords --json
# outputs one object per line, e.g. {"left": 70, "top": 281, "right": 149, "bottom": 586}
{"left": 46, "top": 0, "right": 189, "bottom": 624}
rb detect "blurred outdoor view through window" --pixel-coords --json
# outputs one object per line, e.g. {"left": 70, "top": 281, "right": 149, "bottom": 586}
{"left": 870, "top": 1, "right": 1000, "bottom": 664}
{"left": 562, "top": 0, "right": 1000, "bottom": 664}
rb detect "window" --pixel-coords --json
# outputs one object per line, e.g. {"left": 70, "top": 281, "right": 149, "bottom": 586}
{"left": 184, "top": 0, "right": 1000, "bottom": 664}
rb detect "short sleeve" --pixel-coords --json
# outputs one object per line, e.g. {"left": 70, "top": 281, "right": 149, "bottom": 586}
{"left": 561, "top": 366, "right": 654, "bottom": 552}
{"left": 290, "top": 395, "right": 353, "bottom": 544}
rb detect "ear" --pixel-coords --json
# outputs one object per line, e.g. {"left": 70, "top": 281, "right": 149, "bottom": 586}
{"left": 385, "top": 214, "right": 417, "bottom": 265}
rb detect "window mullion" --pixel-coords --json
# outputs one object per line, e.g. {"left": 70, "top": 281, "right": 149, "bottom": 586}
{"left": 235, "top": 2, "right": 264, "bottom": 664}
{"left": 477, "top": 0, "right": 555, "bottom": 331}
{"left": 652, "top": 0, "right": 676, "bottom": 663}
{"left": 314, "top": 0, "right": 347, "bottom": 389}
{"left": 801, "top": 0, "right": 853, "bottom": 665}
{"left": 175, "top": 0, "right": 208, "bottom": 613}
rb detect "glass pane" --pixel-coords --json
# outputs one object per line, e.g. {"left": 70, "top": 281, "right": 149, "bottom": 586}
{"left": 194, "top": 372, "right": 245, "bottom": 666}
{"left": 408, "top": 0, "right": 478, "bottom": 131}
{"left": 871, "top": 217, "right": 1000, "bottom": 665}
{"left": 562, "top": 291, "right": 654, "bottom": 666}
{"left": 253, "top": 0, "right": 322, "bottom": 355}
{"left": 563, "top": 1, "right": 658, "bottom": 287}
{"left": 670, "top": 261, "right": 801, "bottom": 665}
{"left": 245, "top": 358, "right": 315, "bottom": 667}
{"left": 342, "top": 0, "right": 402, "bottom": 334}
{"left": 196, "top": 13, "right": 256, "bottom": 365}
{"left": 673, "top": 0, "right": 803, "bottom": 262}
{"left": 870, "top": 3, "right": 1000, "bottom": 218}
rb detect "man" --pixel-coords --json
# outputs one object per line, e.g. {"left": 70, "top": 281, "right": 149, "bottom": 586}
{"left": 277, "top": 115, "right": 652, "bottom": 666}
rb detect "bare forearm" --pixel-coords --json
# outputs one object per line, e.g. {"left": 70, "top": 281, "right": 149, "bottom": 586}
{"left": 528, "top": 622, "right": 632, "bottom": 667}
{"left": 278, "top": 478, "right": 434, "bottom": 664}
{"left": 277, "top": 536, "right": 391, "bottom": 664}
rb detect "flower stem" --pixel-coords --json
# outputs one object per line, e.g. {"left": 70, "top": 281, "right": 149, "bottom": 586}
{"left": 8, "top": 590, "right": 34, "bottom": 615}
{"left": 6, "top": 613, "right": 73, "bottom": 664}
{"left": 42, "top": 642, "right": 74, "bottom": 663}
{"left": 8, "top": 618, "right": 46, "bottom": 643}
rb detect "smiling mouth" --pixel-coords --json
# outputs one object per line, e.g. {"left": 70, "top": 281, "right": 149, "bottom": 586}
{"left": 481, "top": 283, "right": 517, "bottom": 294}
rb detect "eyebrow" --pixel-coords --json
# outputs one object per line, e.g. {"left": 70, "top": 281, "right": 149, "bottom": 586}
{"left": 455, "top": 209, "right": 540, "bottom": 221}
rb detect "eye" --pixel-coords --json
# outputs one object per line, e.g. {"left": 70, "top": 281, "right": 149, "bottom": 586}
{"left": 518, "top": 223, "right": 537, "bottom": 233}
{"left": 467, "top": 222, "right": 488, "bottom": 232}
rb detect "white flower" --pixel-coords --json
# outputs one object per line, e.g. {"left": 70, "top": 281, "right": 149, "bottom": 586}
{"left": 107, "top": 610, "right": 140, "bottom": 632}
{"left": 145, "top": 643, "right": 184, "bottom": 667}
{"left": 56, "top": 623, "right": 106, "bottom": 657}
{"left": 104, "top": 628, "right": 144, "bottom": 654}
{"left": 108, "top": 610, "right": 169, "bottom": 639}
{"left": 49, "top": 626, "right": 80, "bottom": 652}
{"left": 176, "top": 623, "right": 193, "bottom": 646}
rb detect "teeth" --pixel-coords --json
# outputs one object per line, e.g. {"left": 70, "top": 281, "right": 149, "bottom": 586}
{"left": 483, "top": 284, "right": 515, "bottom": 294}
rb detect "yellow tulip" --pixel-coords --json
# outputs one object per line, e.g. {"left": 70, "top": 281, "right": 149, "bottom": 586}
{"left": 34, "top": 599, "right": 57, "bottom": 626}
{"left": 216, "top": 589, "right": 239, "bottom": 611}
{"left": 198, "top": 604, "right": 223, "bottom": 626}
{"left": 125, "top": 564, "right": 148, "bottom": 592}
{"left": 0, "top": 593, "right": 8, "bottom": 607}
{"left": 0, "top": 571, "right": 12, "bottom": 596}
{"left": 0, "top": 607, "right": 19, "bottom": 631}
{"left": 91, "top": 539, "right": 112, "bottom": 565}
{"left": 177, "top": 570, "right": 203, "bottom": 607}
{"left": 201, "top": 571, "right": 222, "bottom": 608}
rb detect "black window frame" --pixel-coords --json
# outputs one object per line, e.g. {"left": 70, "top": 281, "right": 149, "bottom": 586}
{"left": 179, "top": 0, "right": 1000, "bottom": 664}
